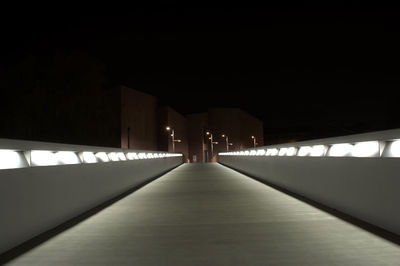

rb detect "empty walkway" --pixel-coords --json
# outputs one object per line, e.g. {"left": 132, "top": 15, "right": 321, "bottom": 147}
{"left": 5, "top": 163, "right": 400, "bottom": 265}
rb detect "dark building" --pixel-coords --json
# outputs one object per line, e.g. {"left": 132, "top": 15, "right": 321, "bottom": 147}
{"left": 158, "top": 106, "right": 189, "bottom": 161}
{"left": 187, "top": 108, "right": 264, "bottom": 162}
{"left": 1, "top": 85, "right": 263, "bottom": 161}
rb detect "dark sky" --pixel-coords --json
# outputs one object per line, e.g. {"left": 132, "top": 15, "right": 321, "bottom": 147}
{"left": 2, "top": 8, "right": 400, "bottom": 141}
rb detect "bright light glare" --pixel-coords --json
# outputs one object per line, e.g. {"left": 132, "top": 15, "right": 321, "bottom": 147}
{"left": 31, "top": 150, "right": 58, "bottom": 166}
{"left": 250, "top": 150, "right": 257, "bottom": 156}
{"left": 286, "top": 147, "right": 296, "bottom": 156}
{"left": 138, "top": 153, "right": 147, "bottom": 159}
{"left": 117, "top": 152, "right": 127, "bottom": 161}
{"left": 108, "top": 152, "right": 119, "bottom": 161}
{"left": 387, "top": 140, "right": 400, "bottom": 157}
{"left": 55, "top": 151, "right": 80, "bottom": 164}
{"left": 96, "top": 152, "right": 109, "bottom": 162}
{"left": 244, "top": 151, "right": 250, "bottom": 156}
{"left": 352, "top": 141, "right": 379, "bottom": 157}
{"left": 126, "top": 152, "right": 139, "bottom": 160}
{"left": 278, "top": 148, "right": 287, "bottom": 156}
{"left": 310, "top": 145, "right": 326, "bottom": 157}
{"left": 266, "top": 148, "right": 278, "bottom": 156}
{"left": 256, "top": 149, "right": 266, "bottom": 156}
{"left": 298, "top": 146, "right": 312, "bottom": 156}
{"left": 0, "top": 150, "right": 26, "bottom": 169}
{"left": 147, "top": 153, "right": 154, "bottom": 159}
{"left": 328, "top": 143, "right": 353, "bottom": 157}
{"left": 82, "top": 152, "right": 97, "bottom": 163}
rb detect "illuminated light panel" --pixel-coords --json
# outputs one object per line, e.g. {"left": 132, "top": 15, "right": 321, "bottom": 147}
{"left": 82, "top": 152, "right": 97, "bottom": 163}
{"left": 126, "top": 152, "right": 138, "bottom": 160}
{"left": 278, "top": 148, "right": 287, "bottom": 156}
{"left": 266, "top": 148, "right": 278, "bottom": 156}
{"left": 256, "top": 149, "right": 266, "bottom": 156}
{"left": 96, "top": 152, "right": 110, "bottom": 162}
{"left": 117, "top": 152, "right": 127, "bottom": 161}
{"left": 352, "top": 141, "right": 379, "bottom": 157}
{"left": 298, "top": 146, "right": 312, "bottom": 156}
{"left": 387, "top": 140, "right": 400, "bottom": 157}
{"left": 328, "top": 143, "right": 353, "bottom": 157}
{"left": 147, "top": 153, "right": 154, "bottom": 159}
{"left": 108, "top": 152, "right": 119, "bottom": 161}
{"left": 153, "top": 153, "right": 159, "bottom": 158}
{"left": 240, "top": 151, "right": 245, "bottom": 156}
{"left": 138, "top": 153, "right": 147, "bottom": 159}
{"left": 55, "top": 151, "right": 80, "bottom": 164}
{"left": 250, "top": 150, "right": 257, "bottom": 156}
{"left": 244, "top": 151, "right": 250, "bottom": 156}
{"left": 286, "top": 147, "right": 296, "bottom": 156}
{"left": 310, "top": 145, "right": 326, "bottom": 157}
{"left": 0, "top": 150, "right": 27, "bottom": 170}
{"left": 31, "top": 150, "right": 58, "bottom": 166}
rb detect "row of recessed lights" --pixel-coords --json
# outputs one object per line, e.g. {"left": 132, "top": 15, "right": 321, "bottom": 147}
{"left": 0, "top": 150, "right": 182, "bottom": 170}
{"left": 219, "top": 140, "right": 400, "bottom": 158}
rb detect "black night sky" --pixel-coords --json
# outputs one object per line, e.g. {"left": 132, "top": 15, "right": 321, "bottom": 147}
{"left": 1, "top": 8, "right": 400, "bottom": 143}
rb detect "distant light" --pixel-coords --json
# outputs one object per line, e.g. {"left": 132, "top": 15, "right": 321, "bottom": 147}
{"left": 55, "top": 151, "right": 80, "bottom": 164}
{"left": 328, "top": 143, "right": 353, "bottom": 157}
{"left": 266, "top": 148, "right": 278, "bottom": 156}
{"left": 352, "top": 141, "right": 379, "bottom": 157}
{"left": 250, "top": 150, "right": 257, "bottom": 156}
{"left": 166, "top": 126, "right": 171, "bottom": 131}
{"left": 108, "top": 152, "right": 119, "bottom": 161}
{"left": 31, "top": 150, "right": 58, "bottom": 166}
{"left": 278, "top": 148, "right": 287, "bottom": 156}
{"left": 222, "top": 134, "right": 225, "bottom": 137}
{"left": 251, "top": 136, "right": 255, "bottom": 139}
{"left": 153, "top": 153, "right": 159, "bottom": 158}
{"left": 95, "top": 152, "right": 109, "bottom": 162}
{"left": 298, "top": 146, "right": 312, "bottom": 156}
{"left": 244, "top": 151, "right": 250, "bottom": 156}
{"left": 147, "top": 153, "right": 154, "bottom": 159}
{"left": 0, "top": 150, "right": 27, "bottom": 170}
{"left": 82, "top": 152, "right": 97, "bottom": 163}
{"left": 310, "top": 145, "right": 326, "bottom": 157}
{"left": 387, "top": 140, "right": 400, "bottom": 157}
{"left": 256, "top": 149, "right": 266, "bottom": 156}
{"left": 117, "top": 152, "right": 127, "bottom": 161}
{"left": 206, "top": 132, "right": 210, "bottom": 135}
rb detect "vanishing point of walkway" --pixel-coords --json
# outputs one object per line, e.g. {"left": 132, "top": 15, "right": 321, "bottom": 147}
{"left": 5, "top": 163, "right": 400, "bottom": 265}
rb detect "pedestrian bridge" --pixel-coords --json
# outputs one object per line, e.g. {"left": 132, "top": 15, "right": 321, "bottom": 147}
{"left": 1, "top": 130, "right": 400, "bottom": 265}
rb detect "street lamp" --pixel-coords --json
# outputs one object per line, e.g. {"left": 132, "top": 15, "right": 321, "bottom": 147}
{"left": 206, "top": 131, "right": 218, "bottom": 159}
{"left": 251, "top": 136, "right": 258, "bottom": 148}
{"left": 166, "top": 126, "right": 181, "bottom": 153}
{"left": 221, "top": 134, "right": 233, "bottom": 152}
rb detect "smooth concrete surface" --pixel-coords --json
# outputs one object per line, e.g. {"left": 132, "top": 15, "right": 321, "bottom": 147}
{"left": 4, "top": 163, "right": 400, "bottom": 265}
{"left": 219, "top": 155, "right": 400, "bottom": 236}
{"left": 0, "top": 157, "right": 182, "bottom": 254}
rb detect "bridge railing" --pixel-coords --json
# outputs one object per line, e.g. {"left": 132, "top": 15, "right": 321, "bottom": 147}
{"left": 218, "top": 128, "right": 400, "bottom": 236}
{"left": 0, "top": 138, "right": 183, "bottom": 255}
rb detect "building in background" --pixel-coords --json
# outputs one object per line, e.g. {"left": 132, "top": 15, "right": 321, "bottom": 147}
{"left": 1, "top": 85, "right": 263, "bottom": 161}
{"left": 158, "top": 106, "right": 189, "bottom": 162}
{"left": 187, "top": 108, "right": 264, "bottom": 162}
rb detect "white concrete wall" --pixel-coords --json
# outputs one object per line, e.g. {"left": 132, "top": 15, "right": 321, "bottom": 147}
{"left": 219, "top": 129, "right": 400, "bottom": 236}
{"left": 0, "top": 139, "right": 182, "bottom": 254}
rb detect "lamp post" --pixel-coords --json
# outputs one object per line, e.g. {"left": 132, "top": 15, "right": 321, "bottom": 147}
{"left": 206, "top": 131, "right": 218, "bottom": 160}
{"left": 251, "top": 136, "right": 257, "bottom": 148}
{"left": 166, "top": 126, "right": 181, "bottom": 153}
{"left": 221, "top": 134, "right": 233, "bottom": 152}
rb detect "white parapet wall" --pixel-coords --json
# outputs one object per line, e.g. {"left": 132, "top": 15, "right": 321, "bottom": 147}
{"left": 218, "top": 129, "right": 400, "bottom": 236}
{"left": 0, "top": 139, "right": 183, "bottom": 254}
